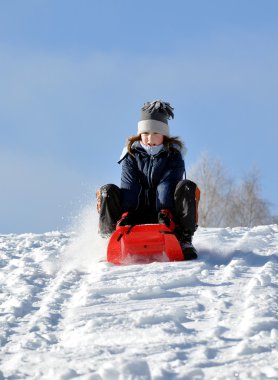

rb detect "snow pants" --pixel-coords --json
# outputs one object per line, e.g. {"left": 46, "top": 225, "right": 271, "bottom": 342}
{"left": 96, "top": 179, "right": 200, "bottom": 237}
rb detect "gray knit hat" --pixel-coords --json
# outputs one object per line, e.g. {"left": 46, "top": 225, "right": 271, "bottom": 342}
{"left": 137, "top": 100, "right": 174, "bottom": 137}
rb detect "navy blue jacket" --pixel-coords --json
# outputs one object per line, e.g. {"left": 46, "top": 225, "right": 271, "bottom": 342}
{"left": 118, "top": 142, "right": 185, "bottom": 219}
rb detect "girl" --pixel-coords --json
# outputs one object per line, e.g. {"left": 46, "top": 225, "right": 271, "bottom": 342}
{"left": 97, "top": 100, "right": 200, "bottom": 260}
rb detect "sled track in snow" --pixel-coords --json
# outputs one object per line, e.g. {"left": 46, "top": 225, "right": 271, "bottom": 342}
{"left": 0, "top": 226, "right": 278, "bottom": 379}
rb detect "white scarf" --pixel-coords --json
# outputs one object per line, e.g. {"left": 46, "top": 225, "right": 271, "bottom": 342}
{"left": 140, "top": 142, "right": 164, "bottom": 156}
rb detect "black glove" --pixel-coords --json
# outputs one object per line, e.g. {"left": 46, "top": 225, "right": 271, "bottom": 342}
{"left": 158, "top": 209, "right": 175, "bottom": 230}
{"left": 117, "top": 211, "right": 136, "bottom": 227}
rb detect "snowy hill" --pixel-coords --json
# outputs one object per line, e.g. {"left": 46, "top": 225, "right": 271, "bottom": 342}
{"left": 0, "top": 215, "right": 278, "bottom": 379}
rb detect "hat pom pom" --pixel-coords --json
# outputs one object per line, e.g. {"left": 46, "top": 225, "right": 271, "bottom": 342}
{"left": 142, "top": 100, "right": 174, "bottom": 119}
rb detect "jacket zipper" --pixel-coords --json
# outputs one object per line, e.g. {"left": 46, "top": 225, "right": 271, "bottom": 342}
{"left": 148, "top": 155, "right": 155, "bottom": 188}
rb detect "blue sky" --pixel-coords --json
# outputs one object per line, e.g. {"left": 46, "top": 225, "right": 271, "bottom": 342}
{"left": 1, "top": 0, "right": 277, "bottom": 233}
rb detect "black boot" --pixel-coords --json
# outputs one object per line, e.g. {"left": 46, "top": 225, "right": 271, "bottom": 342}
{"left": 96, "top": 184, "right": 122, "bottom": 238}
{"left": 174, "top": 228, "right": 198, "bottom": 260}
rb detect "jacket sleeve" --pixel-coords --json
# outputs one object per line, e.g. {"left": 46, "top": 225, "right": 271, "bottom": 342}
{"left": 156, "top": 151, "right": 185, "bottom": 211}
{"left": 120, "top": 154, "right": 142, "bottom": 211}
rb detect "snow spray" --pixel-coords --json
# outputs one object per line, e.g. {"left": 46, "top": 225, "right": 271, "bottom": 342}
{"left": 60, "top": 203, "right": 108, "bottom": 272}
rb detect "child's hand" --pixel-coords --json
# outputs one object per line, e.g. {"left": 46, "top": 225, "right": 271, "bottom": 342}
{"left": 158, "top": 209, "right": 175, "bottom": 231}
{"left": 117, "top": 211, "right": 136, "bottom": 227}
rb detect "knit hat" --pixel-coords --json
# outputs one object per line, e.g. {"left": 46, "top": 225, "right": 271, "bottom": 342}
{"left": 137, "top": 100, "right": 174, "bottom": 137}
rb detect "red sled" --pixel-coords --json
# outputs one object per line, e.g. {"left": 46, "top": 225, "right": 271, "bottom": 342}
{"left": 107, "top": 224, "right": 184, "bottom": 265}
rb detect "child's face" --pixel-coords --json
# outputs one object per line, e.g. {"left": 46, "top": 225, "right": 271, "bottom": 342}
{"left": 141, "top": 133, "right": 164, "bottom": 146}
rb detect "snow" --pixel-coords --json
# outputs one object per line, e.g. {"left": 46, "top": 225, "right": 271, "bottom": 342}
{"left": 0, "top": 209, "right": 278, "bottom": 380}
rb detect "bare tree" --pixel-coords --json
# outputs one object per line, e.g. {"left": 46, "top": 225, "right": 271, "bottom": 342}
{"left": 188, "top": 152, "right": 232, "bottom": 227}
{"left": 226, "top": 169, "right": 272, "bottom": 227}
{"left": 188, "top": 153, "right": 273, "bottom": 227}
